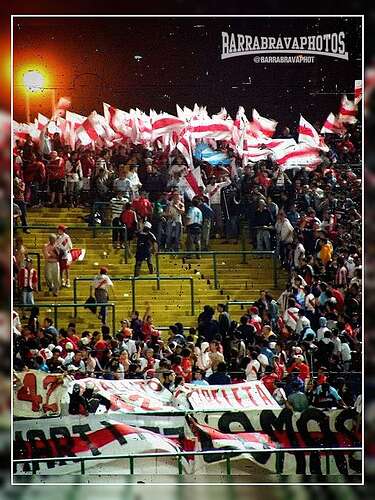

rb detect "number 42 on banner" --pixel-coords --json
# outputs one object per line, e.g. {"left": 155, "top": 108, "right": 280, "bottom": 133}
{"left": 17, "top": 372, "right": 63, "bottom": 413}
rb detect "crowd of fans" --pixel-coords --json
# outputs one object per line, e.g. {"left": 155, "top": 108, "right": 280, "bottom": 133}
{"left": 13, "top": 121, "right": 362, "bottom": 413}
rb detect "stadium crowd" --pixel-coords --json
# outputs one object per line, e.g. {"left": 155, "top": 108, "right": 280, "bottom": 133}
{"left": 13, "top": 120, "right": 362, "bottom": 413}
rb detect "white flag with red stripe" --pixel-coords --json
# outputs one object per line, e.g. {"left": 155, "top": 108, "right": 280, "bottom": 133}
{"left": 354, "top": 80, "right": 362, "bottom": 105}
{"left": 179, "top": 167, "right": 203, "bottom": 200}
{"left": 250, "top": 109, "right": 277, "bottom": 139}
{"left": 151, "top": 113, "right": 186, "bottom": 140}
{"left": 276, "top": 143, "right": 322, "bottom": 170}
{"left": 338, "top": 95, "right": 358, "bottom": 124}
{"left": 36, "top": 113, "right": 49, "bottom": 131}
{"left": 176, "top": 130, "right": 193, "bottom": 166}
{"left": 76, "top": 111, "right": 107, "bottom": 146}
{"left": 298, "top": 115, "right": 329, "bottom": 152}
{"left": 103, "top": 102, "right": 133, "bottom": 140}
{"left": 320, "top": 112, "right": 346, "bottom": 135}
{"left": 189, "top": 117, "right": 233, "bottom": 141}
{"left": 52, "top": 96, "right": 71, "bottom": 119}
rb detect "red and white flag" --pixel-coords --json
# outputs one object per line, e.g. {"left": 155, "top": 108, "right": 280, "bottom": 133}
{"left": 52, "top": 96, "right": 71, "bottom": 119}
{"left": 320, "top": 112, "right": 346, "bottom": 135}
{"left": 354, "top": 80, "right": 362, "bottom": 105}
{"left": 277, "top": 143, "right": 322, "bottom": 170}
{"left": 151, "top": 113, "right": 186, "bottom": 140}
{"left": 250, "top": 109, "right": 278, "bottom": 139}
{"left": 189, "top": 118, "right": 233, "bottom": 141}
{"left": 298, "top": 115, "right": 329, "bottom": 152}
{"left": 338, "top": 95, "right": 358, "bottom": 124}
{"left": 180, "top": 167, "right": 203, "bottom": 200}
{"left": 103, "top": 102, "right": 134, "bottom": 140}
{"left": 76, "top": 111, "right": 107, "bottom": 146}
{"left": 176, "top": 130, "right": 193, "bottom": 166}
{"left": 36, "top": 113, "right": 49, "bottom": 131}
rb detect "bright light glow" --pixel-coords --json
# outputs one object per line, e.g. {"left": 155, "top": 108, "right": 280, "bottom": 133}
{"left": 23, "top": 70, "right": 44, "bottom": 91}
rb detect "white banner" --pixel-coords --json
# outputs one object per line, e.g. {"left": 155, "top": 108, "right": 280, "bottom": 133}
{"left": 14, "top": 415, "right": 186, "bottom": 475}
{"left": 72, "top": 377, "right": 178, "bottom": 413}
{"left": 14, "top": 370, "right": 65, "bottom": 418}
{"left": 173, "top": 381, "right": 280, "bottom": 411}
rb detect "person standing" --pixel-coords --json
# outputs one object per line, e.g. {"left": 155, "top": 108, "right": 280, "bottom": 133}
{"left": 14, "top": 174, "right": 30, "bottom": 233}
{"left": 18, "top": 258, "right": 38, "bottom": 306}
{"left": 110, "top": 192, "right": 128, "bottom": 249}
{"left": 206, "top": 176, "right": 230, "bottom": 238}
{"left": 185, "top": 198, "right": 203, "bottom": 258}
{"left": 91, "top": 267, "right": 115, "bottom": 325}
{"left": 65, "top": 152, "right": 83, "bottom": 208}
{"left": 55, "top": 225, "right": 72, "bottom": 288}
{"left": 42, "top": 233, "right": 60, "bottom": 296}
{"left": 165, "top": 191, "right": 184, "bottom": 253}
{"left": 134, "top": 221, "right": 158, "bottom": 277}
{"left": 120, "top": 202, "right": 138, "bottom": 256}
{"left": 253, "top": 198, "right": 273, "bottom": 251}
{"left": 46, "top": 151, "right": 65, "bottom": 207}
{"left": 198, "top": 195, "right": 214, "bottom": 251}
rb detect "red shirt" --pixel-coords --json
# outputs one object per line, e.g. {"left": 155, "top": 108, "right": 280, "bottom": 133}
{"left": 47, "top": 158, "right": 65, "bottom": 180}
{"left": 181, "top": 358, "right": 192, "bottom": 382}
{"left": 120, "top": 209, "right": 137, "bottom": 229}
{"left": 24, "top": 161, "right": 46, "bottom": 183}
{"left": 261, "top": 373, "right": 279, "bottom": 393}
{"left": 80, "top": 156, "right": 95, "bottom": 177}
{"left": 287, "top": 362, "right": 310, "bottom": 381}
{"left": 132, "top": 197, "right": 152, "bottom": 218}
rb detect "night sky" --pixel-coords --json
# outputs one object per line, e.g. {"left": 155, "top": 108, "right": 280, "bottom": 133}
{"left": 13, "top": 16, "right": 362, "bottom": 131}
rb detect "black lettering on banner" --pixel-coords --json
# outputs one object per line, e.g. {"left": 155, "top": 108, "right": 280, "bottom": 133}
{"left": 100, "top": 421, "right": 127, "bottom": 445}
{"left": 50, "top": 426, "right": 76, "bottom": 465}
{"left": 296, "top": 408, "right": 347, "bottom": 475}
{"left": 260, "top": 408, "right": 305, "bottom": 473}
{"left": 72, "top": 424, "right": 101, "bottom": 457}
{"left": 335, "top": 408, "right": 362, "bottom": 473}
{"left": 26, "top": 430, "right": 55, "bottom": 472}
{"left": 218, "top": 411, "right": 255, "bottom": 434}
{"left": 14, "top": 431, "right": 30, "bottom": 473}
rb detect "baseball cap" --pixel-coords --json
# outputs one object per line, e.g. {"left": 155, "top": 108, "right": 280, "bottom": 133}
{"left": 57, "top": 224, "right": 67, "bottom": 231}
{"left": 294, "top": 354, "right": 304, "bottom": 361}
{"left": 144, "top": 221, "right": 152, "bottom": 229}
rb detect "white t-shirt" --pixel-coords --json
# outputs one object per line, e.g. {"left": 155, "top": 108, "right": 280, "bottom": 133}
{"left": 341, "top": 342, "right": 351, "bottom": 362}
{"left": 305, "top": 293, "right": 316, "bottom": 312}
{"left": 93, "top": 274, "right": 113, "bottom": 290}
{"left": 246, "top": 359, "right": 260, "bottom": 381}
{"left": 294, "top": 243, "right": 305, "bottom": 268}
{"left": 276, "top": 218, "right": 294, "bottom": 243}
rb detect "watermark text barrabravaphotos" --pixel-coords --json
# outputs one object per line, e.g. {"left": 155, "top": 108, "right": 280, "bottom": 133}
{"left": 221, "top": 31, "right": 349, "bottom": 60}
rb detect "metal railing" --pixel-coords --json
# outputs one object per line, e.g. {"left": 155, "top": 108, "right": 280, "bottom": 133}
{"left": 73, "top": 275, "right": 195, "bottom": 316}
{"left": 156, "top": 251, "right": 278, "bottom": 290}
{"left": 13, "top": 302, "right": 116, "bottom": 332}
{"left": 13, "top": 446, "right": 362, "bottom": 476}
{"left": 20, "top": 224, "right": 129, "bottom": 263}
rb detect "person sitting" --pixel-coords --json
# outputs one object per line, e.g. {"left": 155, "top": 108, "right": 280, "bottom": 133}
{"left": 207, "top": 362, "right": 231, "bottom": 385}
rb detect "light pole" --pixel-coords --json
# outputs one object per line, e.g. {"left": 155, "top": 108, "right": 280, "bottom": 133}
{"left": 22, "top": 70, "right": 45, "bottom": 122}
{"left": 22, "top": 70, "right": 58, "bottom": 122}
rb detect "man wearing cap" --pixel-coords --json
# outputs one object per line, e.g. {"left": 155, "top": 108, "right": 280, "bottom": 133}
{"left": 91, "top": 267, "right": 114, "bottom": 325}
{"left": 55, "top": 225, "right": 72, "bottom": 287}
{"left": 287, "top": 353, "right": 310, "bottom": 383}
{"left": 42, "top": 233, "right": 60, "bottom": 296}
{"left": 134, "top": 222, "right": 157, "bottom": 277}
{"left": 120, "top": 327, "right": 137, "bottom": 358}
